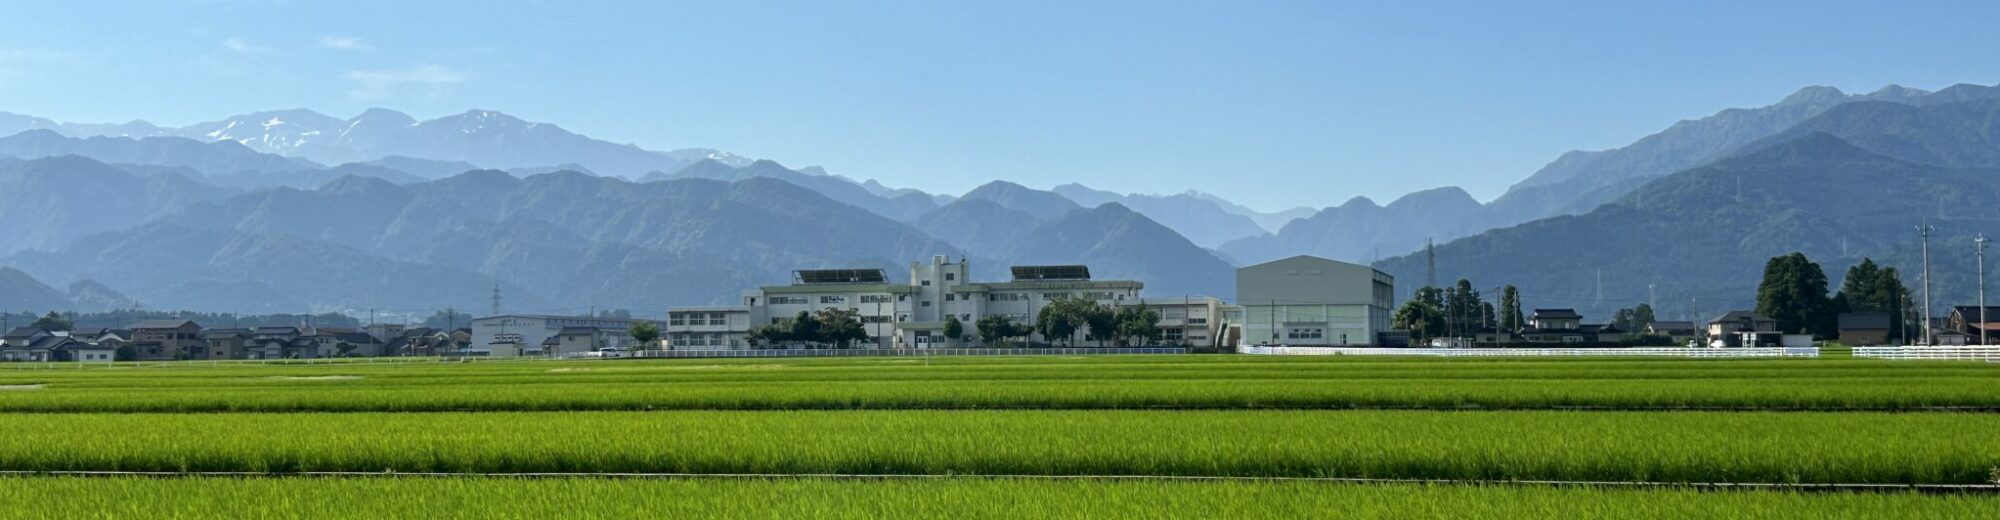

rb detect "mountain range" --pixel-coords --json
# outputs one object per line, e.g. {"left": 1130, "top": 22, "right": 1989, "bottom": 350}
{"left": 1219, "top": 83, "right": 2000, "bottom": 267}
{"left": 1376, "top": 93, "right": 2000, "bottom": 318}
{"left": 3, "top": 83, "right": 1997, "bottom": 319}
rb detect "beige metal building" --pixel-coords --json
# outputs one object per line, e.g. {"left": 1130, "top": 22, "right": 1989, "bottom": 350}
{"left": 1235, "top": 255, "right": 1394, "bottom": 346}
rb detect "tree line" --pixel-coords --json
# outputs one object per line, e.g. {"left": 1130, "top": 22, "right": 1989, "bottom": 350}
{"left": 1756, "top": 253, "right": 1910, "bottom": 339}
{"left": 736, "top": 297, "right": 1164, "bottom": 349}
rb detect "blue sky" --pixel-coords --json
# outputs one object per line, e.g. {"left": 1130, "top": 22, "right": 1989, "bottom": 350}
{"left": 1, "top": 1, "right": 1996, "bottom": 210}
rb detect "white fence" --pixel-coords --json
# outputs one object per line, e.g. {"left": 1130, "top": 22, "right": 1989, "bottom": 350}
{"left": 1239, "top": 346, "right": 1820, "bottom": 358}
{"left": 639, "top": 347, "right": 1188, "bottom": 359}
{"left": 1852, "top": 346, "right": 2000, "bottom": 361}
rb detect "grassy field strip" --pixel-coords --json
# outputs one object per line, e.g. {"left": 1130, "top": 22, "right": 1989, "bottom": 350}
{"left": 1, "top": 470, "right": 1994, "bottom": 493}
{"left": 1, "top": 476, "right": 1995, "bottom": 519}
{"left": 0, "top": 410, "right": 1994, "bottom": 484}
{"left": 3, "top": 377, "right": 1998, "bottom": 413}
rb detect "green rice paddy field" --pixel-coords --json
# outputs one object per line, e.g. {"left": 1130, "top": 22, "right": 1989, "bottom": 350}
{"left": 1, "top": 355, "right": 1996, "bottom": 517}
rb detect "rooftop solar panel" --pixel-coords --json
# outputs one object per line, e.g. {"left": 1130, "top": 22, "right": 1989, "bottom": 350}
{"left": 1010, "top": 265, "right": 1091, "bottom": 281}
{"left": 794, "top": 268, "right": 888, "bottom": 284}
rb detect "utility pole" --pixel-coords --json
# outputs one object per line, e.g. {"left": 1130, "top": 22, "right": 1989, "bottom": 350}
{"left": 1918, "top": 223, "right": 1936, "bottom": 346}
{"left": 1690, "top": 297, "right": 1703, "bottom": 345}
{"left": 1978, "top": 234, "right": 1989, "bottom": 345}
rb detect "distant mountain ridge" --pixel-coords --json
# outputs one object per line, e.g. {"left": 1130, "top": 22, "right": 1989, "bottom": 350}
{"left": 1227, "top": 82, "right": 2000, "bottom": 266}
{"left": 4, "top": 107, "right": 1318, "bottom": 258}
{"left": 1223, "top": 187, "right": 1484, "bottom": 266}
{"left": 1050, "top": 184, "right": 1268, "bottom": 248}
{"left": 1376, "top": 93, "right": 2000, "bottom": 318}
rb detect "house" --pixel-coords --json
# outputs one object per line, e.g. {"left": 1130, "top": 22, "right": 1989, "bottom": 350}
{"left": 3, "top": 327, "right": 53, "bottom": 348}
{"left": 1529, "top": 309, "right": 1581, "bottom": 331}
{"left": 1, "top": 327, "right": 58, "bottom": 361}
{"left": 202, "top": 328, "right": 253, "bottom": 359}
{"left": 553, "top": 326, "right": 627, "bottom": 357}
{"left": 390, "top": 328, "right": 470, "bottom": 356}
{"left": 1518, "top": 309, "right": 1616, "bottom": 344}
{"left": 1646, "top": 321, "right": 1699, "bottom": 342}
{"left": 53, "top": 340, "right": 115, "bottom": 362}
{"left": 327, "top": 332, "right": 384, "bottom": 357}
{"left": 1473, "top": 327, "right": 1511, "bottom": 345}
{"left": 1707, "top": 311, "right": 1779, "bottom": 347}
{"left": 1946, "top": 306, "right": 2000, "bottom": 344}
{"left": 247, "top": 326, "right": 306, "bottom": 359}
{"left": 0, "top": 326, "right": 112, "bottom": 362}
{"left": 364, "top": 323, "right": 407, "bottom": 343}
{"left": 1836, "top": 312, "right": 1892, "bottom": 346}
{"left": 129, "top": 319, "right": 206, "bottom": 360}
{"left": 73, "top": 328, "right": 131, "bottom": 345}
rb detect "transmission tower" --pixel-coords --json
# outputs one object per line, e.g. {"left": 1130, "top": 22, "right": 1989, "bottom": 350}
{"left": 1425, "top": 238, "right": 1436, "bottom": 289}
{"left": 490, "top": 285, "right": 503, "bottom": 316}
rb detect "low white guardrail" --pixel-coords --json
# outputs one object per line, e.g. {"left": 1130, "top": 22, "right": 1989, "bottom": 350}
{"left": 639, "top": 347, "right": 1188, "bottom": 358}
{"left": 1852, "top": 346, "right": 2000, "bottom": 361}
{"left": 1240, "top": 346, "right": 1819, "bottom": 358}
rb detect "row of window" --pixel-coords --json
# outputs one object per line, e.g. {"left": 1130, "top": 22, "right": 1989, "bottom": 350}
{"left": 672, "top": 333, "right": 741, "bottom": 347}
{"left": 668, "top": 312, "right": 731, "bottom": 326}
{"left": 772, "top": 294, "right": 909, "bottom": 306}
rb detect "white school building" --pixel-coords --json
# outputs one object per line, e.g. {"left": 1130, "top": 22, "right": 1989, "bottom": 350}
{"left": 666, "top": 255, "right": 1230, "bottom": 349}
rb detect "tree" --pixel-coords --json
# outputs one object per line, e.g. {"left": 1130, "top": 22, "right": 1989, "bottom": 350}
{"left": 1442, "top": 279, "right": 1485, "bottom": 338}
{"left": 334, "top": 341, "right": 357, "bottom": 357}
{"left": 744, "top": 323, "right": 781, "bottom": 348}
{"left": 943, "top": 316, "right": 964, "bottom": 347}
{"left": 1083, "top": 303, "right": 1117, "bottom": 347}
{"left": 30, "top": 311, "right": 71, "bottom": 332}
{"left": 628, "top": 320, "right": 661, "bottom": 352}
{"left": 976, "top": 314, "right": 1024, "bottom": 348}
{"left": 811, "top": 308, "right": 868, "bottom": 349}
{"left": 1035, "top": 297, "right": 1091, "bottom": 347}
{"left": 1392, "top": 297, "right": 1446, "bottom": 344}
{"left": 421, "top": 309, "right": 474, "bottom": 330}
{"left": 1115, "top": 305, "right": 1162, "bottom": 346}
{"left": 787, "top": 311, "right": 820, "bottom": 348}
{"left": 1835, "top": 258, "right": 1909, "bottom": 340}
{"left": 1631, "top": 304, "right": 1656, "bottom": 330}
{"left": 958, "top": 322, "right": 979, "bottom": 344}
{"left": 1497, "top": 286, "right": 1525, "bottom": 332}
{"left": 1756, "top": 252, "right": 1835, "bottom": 336}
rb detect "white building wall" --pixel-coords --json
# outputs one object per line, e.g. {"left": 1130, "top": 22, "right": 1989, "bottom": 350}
{"left": 471, "top": 315, "right": 658, "bottom": 358}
